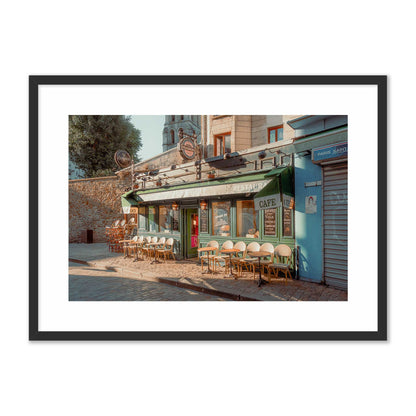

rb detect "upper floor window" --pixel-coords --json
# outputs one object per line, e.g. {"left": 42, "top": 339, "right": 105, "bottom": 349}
{"left": 214, "top": 133, "right": 231, "bottom": 156}
{"left": 171, "top": 115, "right": 175, "bottom": 122}
{"left": 180, "top": 115, "right": 184, "bottom": 120}
{"left": 268, "top": 125, "right": 284, "bottom": 143}
{"left": 170, "top": 130, "right": 175, "bottom": 144}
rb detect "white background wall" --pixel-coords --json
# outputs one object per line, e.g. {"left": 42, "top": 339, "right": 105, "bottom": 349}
{"left": 0, "top": 2, "right": 411, "bottom": 416}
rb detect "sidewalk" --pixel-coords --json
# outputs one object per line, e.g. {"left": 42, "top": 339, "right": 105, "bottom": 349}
{"left": 69, "top": 243, "right": 347, "bottom": 301}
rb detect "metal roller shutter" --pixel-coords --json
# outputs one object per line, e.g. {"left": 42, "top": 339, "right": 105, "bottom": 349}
{"left": 323, "top": 162, "right": 348, "bottom": 290}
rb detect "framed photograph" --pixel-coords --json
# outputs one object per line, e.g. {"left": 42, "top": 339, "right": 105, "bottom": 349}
{"left": 29, "top": 75, "right": 387, "bottom": 341}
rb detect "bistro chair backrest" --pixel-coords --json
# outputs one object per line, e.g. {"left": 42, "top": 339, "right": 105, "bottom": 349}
{"left": 207, "top": 241, "right": 219, "bottom": 249}
{"left": 131, "top": 236, "right": 138, "bottom": 242}
{"left": 166, "top": 238, "right": 174, "bottom": 247}
{"left": 233, "top": 241, "right": 247, "bottom": 257}
{"left": 221, "top": 240, "right": 234, "bottom": 250}
{"left": 114, "top": 219, "right": 120, "bottom": 227}
{"left": 260, "top": 243, "right": 274, "bottom": 255}
{"left": 151, "top": 236, "right": 158, "bottom": 243}
{"left": 246, "top": 241, "right": 261, "bottom": 256}
{"left": 137, "top": 236, "right": 144, "bottom": 244}
{"left": 274, "top": 244, "right": 292, "bottom": 262}
{"left": 120, "top": 219, "right": 126, "bottom": 227}
{"left": 129, "top": 217, "right": 135, "bottom": 224}
{"left": 158, "top": 237, "right": 166, "bottom": 245}
{"left": 144, "top": 236, "right": 152, "bottom": 244}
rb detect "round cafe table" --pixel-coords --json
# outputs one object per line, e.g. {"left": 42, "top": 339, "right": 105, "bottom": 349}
{"left": 220, "top": 248, "right": 240, "bottom": 278}
{"left": 247, "top": 250, "right": 271, "bottom": 287}
{"left": 197, "top": 247, "right": 217, "bottom": 274}
{"left": 147, "top": 242, "right": 161, "bottom": 264}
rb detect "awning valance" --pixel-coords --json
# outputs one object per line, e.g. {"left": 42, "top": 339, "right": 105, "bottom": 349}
{"left": 125, "top": 172, "right": 273, "bottom": 205}
{"left": 254, "top": 166, "right": 294, "bottom": 210}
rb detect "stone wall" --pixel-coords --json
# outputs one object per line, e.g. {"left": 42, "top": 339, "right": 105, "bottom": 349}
{"left": 69, "top": 176, "right": 129, "bottom": 243}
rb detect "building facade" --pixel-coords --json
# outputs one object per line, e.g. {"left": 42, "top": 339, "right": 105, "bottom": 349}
{"left": 119, "top": 114, "right": 348, "bottom": 290}
{"left": 162, "top": 115, "right": 201, "bottom": 152}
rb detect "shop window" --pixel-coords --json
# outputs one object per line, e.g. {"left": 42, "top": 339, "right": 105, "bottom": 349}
{"left": 236, "top": 200, "right": 259, "bottom": 238}
{"left": 282, "top": 207, "right": 293, "bottom": 237}
{"left": 214, "top": 133, "right": 231, "bottom": 156}
{"left": 212, "top": 201, "right": 231, "bottom": 236}
{"left": 148, "top": 206, "right": 157, "bottom": 232}
{"left": 138, "top": 206, "right": 146, "bottom": 231}
{"left": 268, "top": 125, "right": 284, "bottom": 143}
{"left": 159, "top": 206, "right": 171, "bottom": 233}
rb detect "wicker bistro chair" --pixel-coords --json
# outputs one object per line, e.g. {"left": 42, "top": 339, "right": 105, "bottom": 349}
{"left": 212, "top": 240, "right": 234, "bottom": 272}
{"left": 124, "top": 235, "right": 138, "bottom": 257}
{"left": 127, "top": 235, "right": 143, "bottom": 257}
{"left": 229, "top": 241, "right": 247, "bottom": 277}
{"left": 156, "top": 238, "right": 176, "bottom": 262}
{"left": 238, "top": 241, "right": 261, "bottom": 276}
{"left": 141, "top": 236, "right": 154, "bottom": 259}
{"left": 199, "top": 241, "right": 220, "bottom": 270}
{"left": 266, "top": 244, "right": 293, "bottom": 284}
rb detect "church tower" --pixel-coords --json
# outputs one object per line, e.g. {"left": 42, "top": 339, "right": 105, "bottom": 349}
{"left": 162, "top": 115, "right": 201, "bottom": 152}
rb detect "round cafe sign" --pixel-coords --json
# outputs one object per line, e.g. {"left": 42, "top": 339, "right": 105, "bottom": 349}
{"left": 178, "top": 137, "right": 197, "bottom": 161}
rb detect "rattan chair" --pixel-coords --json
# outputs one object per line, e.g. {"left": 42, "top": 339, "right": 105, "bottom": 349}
{"left": 199, "top": 240, "right": 219, "bottom": 270}
{"left": 266, "top": 244, "right": 293, "bottom": 284}
{"left": 212, "top": 240, "right": 234, "bottom": 272}
{"left": 229, "top": 241, "right": 247, "bottom": 277}
{"left": 156, "top": 238, "right": 176, "bottom": 261}
{"left": 239, "top": 241, "right": 261, "bottom": 276}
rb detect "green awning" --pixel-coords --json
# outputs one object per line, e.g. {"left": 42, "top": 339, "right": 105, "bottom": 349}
{"left": 129, "top": 172, "right": 273, "bottom": 203}
{"left": 254, "top": 166, "right": 294, "bottom": 210}
{"left": 121, "top": 190, "right": 137, "bottom": 210}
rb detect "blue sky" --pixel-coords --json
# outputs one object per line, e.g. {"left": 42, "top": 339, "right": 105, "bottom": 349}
{"left": 130, "top": 115, "right": 165, "bottom": 162}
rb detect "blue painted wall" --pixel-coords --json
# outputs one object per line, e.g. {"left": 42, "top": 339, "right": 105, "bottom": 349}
{"left": 294, "top": 154, "right": 323, "bottom": 282}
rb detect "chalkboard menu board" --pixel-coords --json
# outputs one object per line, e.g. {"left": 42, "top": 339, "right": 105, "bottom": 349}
{"left": 199, "top": 209, "right": 208, "bottom": 233}
{"left": 264, "top": 209, "right": 276, "bottom": 236}
{"left": 283, "top": 208, "right": 292, "bottom": 236}
{"left": 172, "top": 210, "right": 179, "bottom": 231}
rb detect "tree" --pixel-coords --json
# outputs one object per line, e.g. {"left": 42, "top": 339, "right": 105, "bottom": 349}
{"left": 69, "top": 115, "right": 142, "bottom": 177}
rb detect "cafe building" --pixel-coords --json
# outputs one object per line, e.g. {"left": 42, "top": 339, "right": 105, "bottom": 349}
{"left": 118, "top": 115, "right": 348, "bottom": 290}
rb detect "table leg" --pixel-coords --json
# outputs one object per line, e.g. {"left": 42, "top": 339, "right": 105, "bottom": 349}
{"left": 257, "top": 258, "right": 268, "bottom": 287}
{"left": 224, "top": 254, "right": 234, "bottom": 278}
{"left": 202, "top": 252, "right": 212, "bottom": 274}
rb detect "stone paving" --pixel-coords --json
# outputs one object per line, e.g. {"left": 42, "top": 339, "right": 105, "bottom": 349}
{"left": 69, "top": 243, "right": 348, "bottom": 301}
{"left": 69, "top": 262, "right": 228, "bottom": 301}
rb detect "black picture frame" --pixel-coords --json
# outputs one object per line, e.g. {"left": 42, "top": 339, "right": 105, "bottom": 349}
{"left": 29, "top": 75, "right": 387, "bottom": 341}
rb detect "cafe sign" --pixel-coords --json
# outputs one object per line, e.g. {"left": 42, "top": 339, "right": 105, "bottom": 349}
{"left": 254, "top": 193, "right": 281, "bottom": 211}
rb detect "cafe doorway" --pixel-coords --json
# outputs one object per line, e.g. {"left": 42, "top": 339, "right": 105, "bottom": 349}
{"left": 184, "top": 208, "right": 198, "bottom": 258}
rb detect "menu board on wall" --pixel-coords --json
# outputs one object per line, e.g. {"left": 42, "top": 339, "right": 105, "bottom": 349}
{"left": 199, "top": 209, "right": 208, "bottom": 233}
{"left": 264, "top": 209, "right": 276, "bottom": 236}
{"left": 172, "top": 210, "right": 179, "bottom": 231}
{"left": 283, "top": 208, "right": 292, "bottom": 236}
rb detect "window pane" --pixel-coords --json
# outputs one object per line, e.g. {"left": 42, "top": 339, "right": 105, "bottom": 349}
{"left": 283, "top": 207, "right": 293, "bottom": 236}
{"left": 148, "top": 206, "right": 157, "bottom": 232}
{"left": 224, "top": 134, "right": 231, "bottom": 153}
{"left": 172, "top": 209, "right": 179, "bottom": 232}
{"left": 277, "top": 127, "right": 284, "bottom": 141}
{"left": 237, "top": 200, "right": 259, "bottom": 238}
{"left": 269, "top": 129, "right": 276, "bottom": 142}
{"left": 138, "top": 207, "right": 146, "bottom": 230}
{"left": 212, "top": 201, "right": 231, "bottom": 236}
{"left": 216, "top": 137, "right": 223, "bottom": 156}
{"left": 159, "top": 205, "right": 171, "bottom": 233}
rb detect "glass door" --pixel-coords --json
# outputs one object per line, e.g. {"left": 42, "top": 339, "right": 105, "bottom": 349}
{"left": 186, "top": 209, "right": 198, "bottom": 258}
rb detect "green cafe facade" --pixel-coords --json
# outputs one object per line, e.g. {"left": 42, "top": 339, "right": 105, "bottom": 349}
{"left": 121, "top": 166, "right": 295, "bottom": 263}
{"left": 120, "top": 114, "right": 348, "bottom": 289}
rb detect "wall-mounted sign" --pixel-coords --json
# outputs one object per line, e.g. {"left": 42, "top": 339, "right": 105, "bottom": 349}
{"left": 199, "top": 209, "right": 208, "bottom": 233}
{"left": 305, "top": 195, "right": 317, "bottom": 214}
{"left": 312, "top": 142, "right": 347, "bottom": 162}
{"left": 264, "top": 209, "right": 276, "bottom": 236}
{"left": 178, "top": 137, "right": 198, "bottom": 160}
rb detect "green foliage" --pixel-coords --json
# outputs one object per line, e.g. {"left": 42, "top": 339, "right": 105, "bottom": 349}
{"left": 69, "top": 115, "right": 142, "bottom": 178}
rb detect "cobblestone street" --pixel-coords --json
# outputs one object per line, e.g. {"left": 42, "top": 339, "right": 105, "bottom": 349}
{"left": 69, "top": 262, "right": 228, "bottom": 301}
{"left": 69, "top": 244, "right": 347, "bottom": 301}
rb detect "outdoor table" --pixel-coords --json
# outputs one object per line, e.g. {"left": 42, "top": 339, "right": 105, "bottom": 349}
{"left": 197, "top": 247, "right": 217, "bottom": 274}
{"left": 220, "top": 248, "right": 240, "bottom": 278}
{"left": 247, "top": 250, "right": 271, "bottom": 287}
{"left": 147, "top": 242, "right": 161, "bottom": 264}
